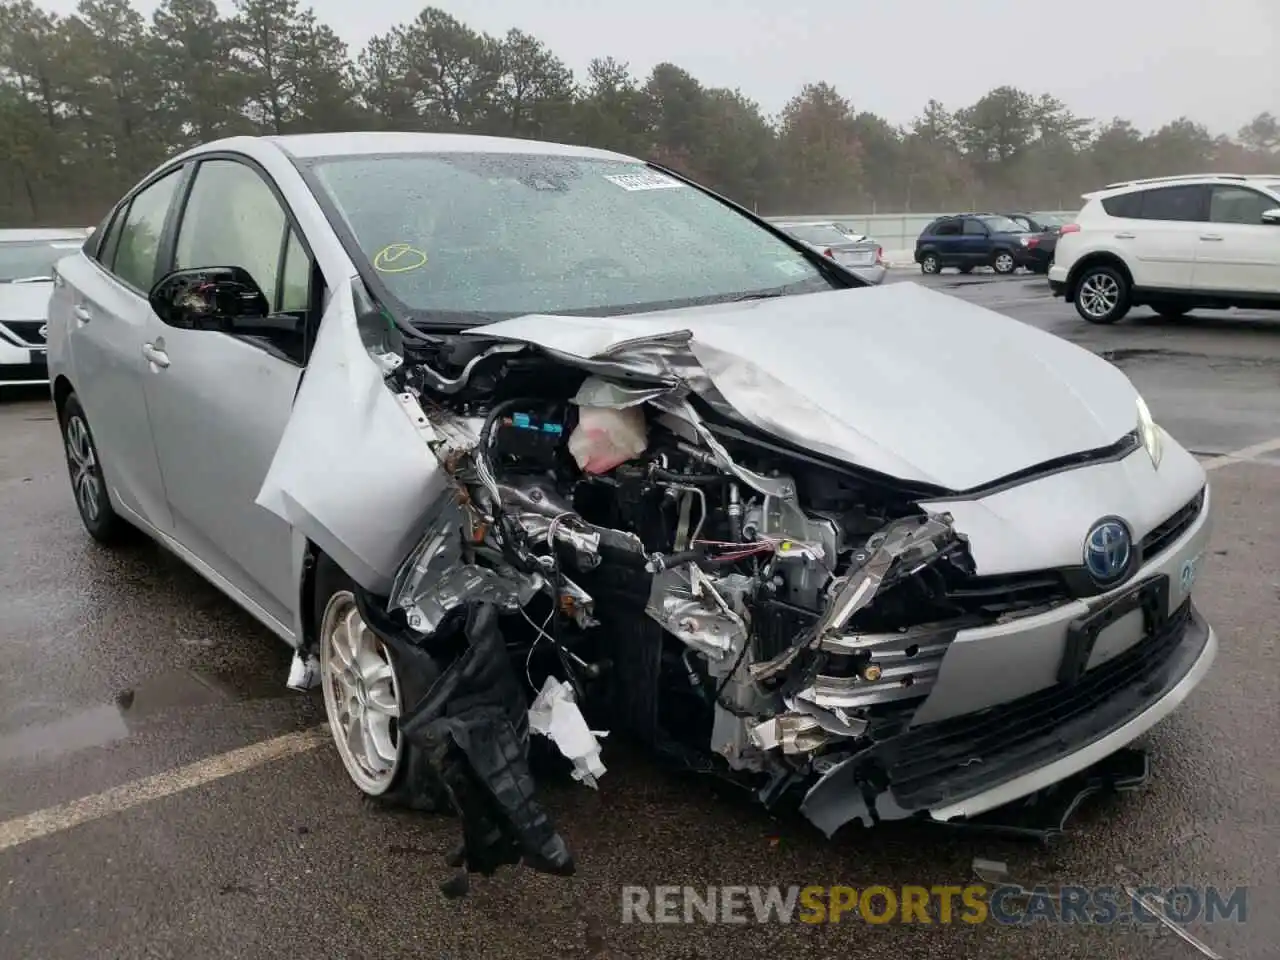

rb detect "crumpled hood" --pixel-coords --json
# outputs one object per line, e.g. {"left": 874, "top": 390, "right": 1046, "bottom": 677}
{"left": 466, "top": 282, "right": 1140, "bottom": 492}
{"left": 0, "top": 282, "right": 53, "bottom": 322}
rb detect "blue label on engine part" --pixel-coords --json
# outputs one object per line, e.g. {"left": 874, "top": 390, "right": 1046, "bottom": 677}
{"left": 512, "top": 412, "right": 531, "bottom": 428}
{"left": 542, "top": 423, "right": 563, "bottom": 434}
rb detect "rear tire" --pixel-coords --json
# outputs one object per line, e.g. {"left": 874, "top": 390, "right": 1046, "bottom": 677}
{"left": 1073, "top": 264, "right": 1131, "bottom": 324}
{"left": 919, "top": 253, "right": 940, "bottom": 275}
{"left": 58, "top": 393, "right": 129, "bottom": 545}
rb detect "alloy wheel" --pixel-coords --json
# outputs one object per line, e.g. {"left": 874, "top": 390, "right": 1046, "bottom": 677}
{"left": 64, "top": 414, "right": 103, "bottom": 524}
{"left": 1079, "top": 272, "right": 1121, "bottom": 320}
{"left": 319, "top": 591, "right": 403, "bottom": 794}
{"left": 994, "top": 253, "right": 1015, "bottom": 274}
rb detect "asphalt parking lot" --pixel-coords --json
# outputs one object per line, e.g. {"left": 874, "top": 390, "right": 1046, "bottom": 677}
{"left": 2, "top": 272, "right": 1278, "bottom": 960}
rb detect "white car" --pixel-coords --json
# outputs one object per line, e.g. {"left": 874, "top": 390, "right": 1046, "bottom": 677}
{"left": 0, "top": 228, "right": 91, "bottom": 386}
{"left": 1049, "top": 173, "right": 1280, "bottom": 323}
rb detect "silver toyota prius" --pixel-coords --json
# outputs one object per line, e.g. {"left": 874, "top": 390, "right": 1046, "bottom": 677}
{"left": 46, "top": 132, "right": 1215, "bottom": 890}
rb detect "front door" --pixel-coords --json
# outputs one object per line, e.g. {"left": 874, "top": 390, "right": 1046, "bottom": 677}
{"left": 1194, "top": 184, "right": 1280, "bottom": 294}
{"left": 139, "top": 157, "right": 321, "bottom": 632}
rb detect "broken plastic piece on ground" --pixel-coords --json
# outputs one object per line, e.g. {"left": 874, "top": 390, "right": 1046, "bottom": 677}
{"left": 285, "top": 650, "right": 320, "bottom": 691}
{"left": 938, "top": 745, "right": 1151, "bottom": 842}
{"left": 528, "top": 676, "right": 608, "bottom": 788}
{"left": 568, "top": 403, "right": 647, "bottom": 474}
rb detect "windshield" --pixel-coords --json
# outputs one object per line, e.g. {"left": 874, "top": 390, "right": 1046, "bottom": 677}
{"left": 0, "top": 239, "right": 82, "bottom": 282}
{"left": 306, "top": 153, "right": 835, "bottom": 321}
{"left": 786, "top": 223, "right": 855, "bottom": 246}
{"left": 979, "top": 215, "right": 1028, "bottom": 233}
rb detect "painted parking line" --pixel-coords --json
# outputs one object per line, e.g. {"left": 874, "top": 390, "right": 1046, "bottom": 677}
{"left": 0, "top": 726, "right": 328, "bottom": 853}
{"left": 1201, "top": 436, "right": 1280, "bottom": 471}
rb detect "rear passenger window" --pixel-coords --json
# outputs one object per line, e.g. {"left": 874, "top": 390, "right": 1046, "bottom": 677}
{"left": 1101, "top": 193, "right": 1142, "bottom": 218}
{"left": 113, "top": 169, "right": 183, "bottom": 291}
{"left": 1138, "top": 185, "right": 1206, "bottom": 222}
{"left": 94, "top": 204, "right": 128, "bottom": 269}
{"left": 934, "top": 219, "right": 961, "bottom": 236}
{"left": 962, "top": 218, "right": 987, "bottom": 235}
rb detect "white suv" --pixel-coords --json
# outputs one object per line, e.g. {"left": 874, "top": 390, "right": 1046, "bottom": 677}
{"left": 1049, "top": 173, "right": 1280, "bottom": 324}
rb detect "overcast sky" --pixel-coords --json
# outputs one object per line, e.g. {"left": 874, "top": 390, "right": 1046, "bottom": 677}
{"left": 43, "top": 0, "right": 1279, "bottom": 135}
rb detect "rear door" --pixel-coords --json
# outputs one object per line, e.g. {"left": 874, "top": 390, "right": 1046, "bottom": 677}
{"left": 930, "top": 217, "right": 962, "bottom": 261}
{"left": 49, "top": 166, "right": 188, "bottom": 532}
{"left": 960, "top": 217, "right": 991, "bottom": 265}
{"left": 1194, "top": 184, "right": 1280, "bottom": 293}
{"left": 1127, "top": 185, "right": 1207, "bottom": 288}
{"left": 139, "top": 155, "right": 322, "bottom": 630}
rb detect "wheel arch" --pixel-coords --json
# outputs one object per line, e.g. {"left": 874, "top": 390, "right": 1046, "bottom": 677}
{"left": 52, "top": 374, "right": 75, "bottom": 419}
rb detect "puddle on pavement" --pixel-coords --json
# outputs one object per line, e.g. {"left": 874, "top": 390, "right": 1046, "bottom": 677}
{"left": 0, "top": 668, "right": 299, "bottom": 765}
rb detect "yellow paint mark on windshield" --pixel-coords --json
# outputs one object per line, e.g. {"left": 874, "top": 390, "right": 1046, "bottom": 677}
{"left": 373, "top": 243, "right": 428, "bottom": 273}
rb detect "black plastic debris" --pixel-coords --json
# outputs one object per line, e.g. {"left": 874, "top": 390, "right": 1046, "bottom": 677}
{"left": 360, "top": 594, "right": 574, "bottom": 895}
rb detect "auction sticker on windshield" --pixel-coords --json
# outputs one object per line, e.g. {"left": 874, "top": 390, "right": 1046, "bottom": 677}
{"left": 603, "top": 171, "right": 685, "bottom": 191}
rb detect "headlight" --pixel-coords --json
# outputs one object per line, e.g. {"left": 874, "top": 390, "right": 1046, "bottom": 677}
{"left": 1136, "top": 395, "right": 1163, "bottom": 468}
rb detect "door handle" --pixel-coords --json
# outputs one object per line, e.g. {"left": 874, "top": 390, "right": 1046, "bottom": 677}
{"left": 1199, "top": 234, "right": 1224, "bottom": 241}
{"left": 142, "top": 343, "right": 170, "bottom": 368}
{"left": 1114, "top": 232, "right": 1136, "bottom": 239}
{"left": 72, "top": 304, "right": 92, "bottom": 322}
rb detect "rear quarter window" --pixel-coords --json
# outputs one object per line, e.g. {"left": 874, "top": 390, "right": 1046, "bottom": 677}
{"left": 1101, "top": 192, "right": 1142, "bottom": 218}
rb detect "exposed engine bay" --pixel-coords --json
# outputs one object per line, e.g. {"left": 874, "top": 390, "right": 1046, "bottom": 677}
{"left": 338, "top": 316, "right": 1073, "bottom": 896}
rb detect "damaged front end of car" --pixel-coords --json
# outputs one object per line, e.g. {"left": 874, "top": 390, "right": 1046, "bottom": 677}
{"left": 256, "top": 279, "right": 1156, "bottom": 895}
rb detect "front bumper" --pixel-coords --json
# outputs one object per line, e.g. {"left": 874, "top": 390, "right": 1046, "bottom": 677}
{"left": 799, "top": 475, "right": 1213, "bottom": 834}
{"left": 801, "top": 596, "right": 1216, "bottom": 832}
{"left": 0, "top": 340, "right": 48, "bottom": 385}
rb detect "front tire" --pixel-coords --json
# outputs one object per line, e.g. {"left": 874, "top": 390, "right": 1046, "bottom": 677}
{"left": 58, "top": 393, "right": 128, "bottom": 545}
{"left": 313, "top": 555, "right": 447, "bottom": 810}
{"left": 919, "top": 253, "right": 940, "bottom": 275}
{"left": 1073, "top": 265, "right": 1131, "bottom": 324}
{"left": 992, "top": 250, "right": 1016, "bottom": 274}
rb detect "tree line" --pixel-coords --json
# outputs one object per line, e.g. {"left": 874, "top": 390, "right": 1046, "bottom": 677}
{"left": 1, "top": 0, "right": 1278, "bottom": 226}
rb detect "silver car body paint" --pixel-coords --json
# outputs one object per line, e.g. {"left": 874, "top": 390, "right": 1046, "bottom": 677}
{"left": 45, "top": 133, "right": 1215, "bottom": 851}
{"left": 464, "top": 282, "right": 1138, "bottom": 491}
{"left": 255, "top": 280, "right": 447, "bottom": 595}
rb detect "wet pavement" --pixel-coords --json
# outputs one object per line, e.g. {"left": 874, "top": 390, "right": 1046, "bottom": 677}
{"left": 1, "top": 275, "right": 1278, "bottom": 959}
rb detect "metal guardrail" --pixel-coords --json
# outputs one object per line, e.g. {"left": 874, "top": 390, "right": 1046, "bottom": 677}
{"left": 768, "top": 211, "right": 1079, "bottom": 256}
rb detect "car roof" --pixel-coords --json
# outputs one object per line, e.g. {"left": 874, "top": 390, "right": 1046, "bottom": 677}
{"left": 1087, "top": 173, "right": 1280, "bottom": 200}
{"left": 176, "top": 131, "right": 639, "bottom": 164}
{"left": 0, "top": 227, "right": 90, "bottom": 243}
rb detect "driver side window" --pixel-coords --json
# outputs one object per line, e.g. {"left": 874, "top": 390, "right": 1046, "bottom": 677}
{"left": 176, "top": 159, "right": 288, "bottom": 302}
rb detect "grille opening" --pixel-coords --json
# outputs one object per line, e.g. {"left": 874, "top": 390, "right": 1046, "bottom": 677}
{"left": 1141, "top": 488, "right": 1205, "bottom": 561}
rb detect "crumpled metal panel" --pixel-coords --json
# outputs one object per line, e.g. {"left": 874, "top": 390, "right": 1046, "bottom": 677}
{"left": 644, "top": 564, "right": 752, "bottom": 661}
{"left": 256, "top": 284, "right": 445, "bottom": 593}
{"left": 389, "top": 494, "right": 543, "bottom": 636}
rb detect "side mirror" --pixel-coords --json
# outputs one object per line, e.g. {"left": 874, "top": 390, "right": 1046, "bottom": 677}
{"left": 149, "top": 266, "right": 269, "bottom": 330}
{"left": 1262, "top": 208, "right": 1280, "bottom": 226}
